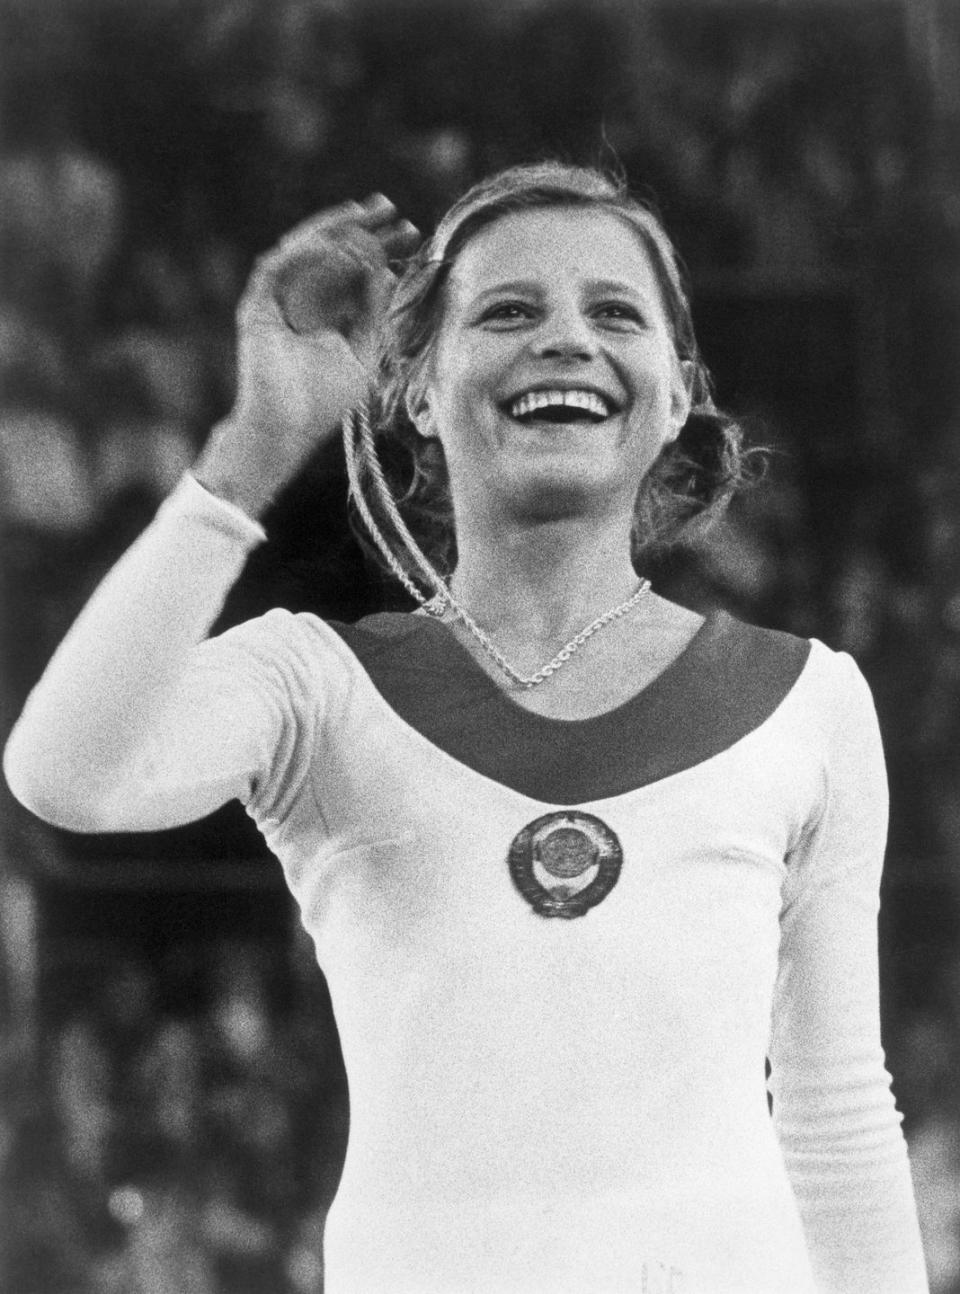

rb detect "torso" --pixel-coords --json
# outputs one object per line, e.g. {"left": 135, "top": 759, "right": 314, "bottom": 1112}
{"left": 253, "top": 607, "right": 823, "bottom": 1293}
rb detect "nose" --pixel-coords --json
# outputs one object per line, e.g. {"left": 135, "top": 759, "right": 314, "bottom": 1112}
{"left": 533, "top": 303, "right": 598, "bottom": 360}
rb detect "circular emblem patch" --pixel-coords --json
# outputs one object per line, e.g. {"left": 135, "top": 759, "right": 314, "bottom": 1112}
{"left": 507, "top": 811, "right": 623, "bottom": 918}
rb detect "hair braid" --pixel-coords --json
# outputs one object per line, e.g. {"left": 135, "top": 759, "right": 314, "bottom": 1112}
{"left": 342, "top": 402, "right": 448, "bottom": 608}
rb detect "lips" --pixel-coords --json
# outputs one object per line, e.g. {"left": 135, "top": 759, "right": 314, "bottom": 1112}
{"left": 504, "top": 387, "right": 616, "bottom": 425}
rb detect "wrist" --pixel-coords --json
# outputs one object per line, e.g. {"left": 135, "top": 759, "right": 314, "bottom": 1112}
{"left": 177, "top": 473, "right": 268, "bottom": 546}
{"left": 192, "top": 421, "right": 282, "bottom": 520}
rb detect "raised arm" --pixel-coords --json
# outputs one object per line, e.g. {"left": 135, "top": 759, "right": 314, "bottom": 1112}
{"left": 768, "top": 654, "right": 928, "bottom": 1294}
{"left": 3, "top": 196, "right": 419, "bottom": 833}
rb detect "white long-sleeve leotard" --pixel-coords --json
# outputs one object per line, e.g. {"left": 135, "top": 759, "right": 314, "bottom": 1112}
{"left": 4, "top": 475, "right": 929, "bottom": 1294}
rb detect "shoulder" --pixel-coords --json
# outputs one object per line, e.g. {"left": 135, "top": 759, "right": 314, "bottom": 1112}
{"left": 638, "top": 609, "right": 883, "bottom": 771}
{"left": 686, "top": 609, "right": 881, "bottom": 710}
{"left": 703, "top": 613, "right": 886, "bottom": 742}
{"left": 785, "top": 633, "right": 880, "bottom": 738}
{"left": 203, "top": 607, "right": 369, "bottom": 692}
{"left": 205, "top": 609, "right": 441, "bottom": 709}
{"left": 666, "top": 609, "right": 812, "bottom": 742}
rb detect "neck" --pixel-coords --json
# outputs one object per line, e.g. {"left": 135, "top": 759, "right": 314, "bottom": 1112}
{"left": 448, "top": 512, "right": 640, "bottom": 646}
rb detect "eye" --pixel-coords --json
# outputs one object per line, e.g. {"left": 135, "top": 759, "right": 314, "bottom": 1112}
{"left": 480, "top": 301, "right": 535, "bottom": 325}
{"left": 593, "top": 302, "right": 645, "bottom": 328}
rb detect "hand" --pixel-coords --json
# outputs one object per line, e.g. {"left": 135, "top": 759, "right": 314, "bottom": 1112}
{"left": 195, "top": 194, "right": 420, "bottom": 516}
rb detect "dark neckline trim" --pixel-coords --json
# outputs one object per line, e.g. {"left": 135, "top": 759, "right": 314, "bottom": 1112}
{"left": 355, "top": 607, "right": 719, "bottom": 731}
{"left": 327, "top": 610, "right": 812, "bottom": 805}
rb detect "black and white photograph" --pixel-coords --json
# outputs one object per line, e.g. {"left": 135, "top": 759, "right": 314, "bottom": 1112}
{"left": 1, "top": 1, "right": 958, "bottom": 1291}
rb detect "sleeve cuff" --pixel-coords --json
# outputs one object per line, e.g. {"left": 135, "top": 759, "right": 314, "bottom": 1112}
{"left": 157, "top": 472, "right": 269, "bottom": 548}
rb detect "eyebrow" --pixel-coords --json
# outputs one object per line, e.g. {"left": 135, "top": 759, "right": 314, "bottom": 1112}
{"left": 472, "top": 279, "right": 541, "bottom": 302}
{"left": 472, "top": 279, "right": 656, "bottom": 305}
{"left": 590, "top": 279, "right": 655, "bottom": 303}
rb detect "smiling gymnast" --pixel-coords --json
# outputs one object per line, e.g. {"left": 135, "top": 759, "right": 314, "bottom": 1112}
{"left": 4, "top": 162, "right": 929, "bottom": 1294}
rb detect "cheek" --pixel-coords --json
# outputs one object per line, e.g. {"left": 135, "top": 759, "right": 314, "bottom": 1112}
{"left": 431, "top": 368, "right": 501, "bottom": 451}
{"left": 631, "top": 344, "right": 683, "bottom": 415}
{"left": 624, "top": 367, "right": 672, "bottom": 429}
{"left": 423, "top": 346, "right": 479, "bottom": 428}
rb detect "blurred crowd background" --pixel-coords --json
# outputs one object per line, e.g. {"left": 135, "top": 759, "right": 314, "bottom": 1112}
{"left": 1, "top": 0, "right": 959, "bottom": 1290}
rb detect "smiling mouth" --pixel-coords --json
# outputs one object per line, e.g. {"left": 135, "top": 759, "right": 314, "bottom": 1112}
{"left": 504, "top": 388, "right": 615, "bottom": 426}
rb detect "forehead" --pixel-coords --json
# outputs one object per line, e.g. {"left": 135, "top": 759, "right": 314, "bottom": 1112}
{"left": 445, "top": 206, "right": 666, "bottom": 306}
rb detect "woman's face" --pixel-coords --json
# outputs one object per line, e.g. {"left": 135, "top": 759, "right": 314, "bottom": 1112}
{"left": 412, "top": 207, "right": 691, "bottom": 527}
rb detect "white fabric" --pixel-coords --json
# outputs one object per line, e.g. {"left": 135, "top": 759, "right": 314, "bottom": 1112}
{"left": 3, "top": 473, "right": 929, "bottom": 1294}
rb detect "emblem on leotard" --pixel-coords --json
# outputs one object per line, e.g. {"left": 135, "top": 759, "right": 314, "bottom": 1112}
{"left": 507, "top": 811, "right": 622, "bottom": 918}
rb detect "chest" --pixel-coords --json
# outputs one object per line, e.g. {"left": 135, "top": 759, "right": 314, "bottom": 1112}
{"left": 283, "top": 693, "right": 817, "bottom": 985}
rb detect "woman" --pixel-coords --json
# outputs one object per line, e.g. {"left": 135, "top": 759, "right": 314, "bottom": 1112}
{"left": 4, "top": 163, "right": 929, "bottom": 1293}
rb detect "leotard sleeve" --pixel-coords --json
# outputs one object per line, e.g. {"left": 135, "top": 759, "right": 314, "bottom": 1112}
{"left": 768, "top": 652, "right": 928, "bottom": 1293}
{"left": 3, "top": 474, "right": 325, "bottom": 834}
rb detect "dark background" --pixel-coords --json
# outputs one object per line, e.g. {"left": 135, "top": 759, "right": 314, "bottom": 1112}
{"left": 1, "top": 0, "right": 959, "bottom": 1290}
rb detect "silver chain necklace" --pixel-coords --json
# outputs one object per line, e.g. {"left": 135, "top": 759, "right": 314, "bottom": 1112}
{"left": 422, "top": 579, "right": 652, "bottom": 689}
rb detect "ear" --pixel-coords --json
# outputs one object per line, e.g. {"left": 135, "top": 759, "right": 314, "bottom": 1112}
{"left": 404, "top": 382, "right": 440, "bottom": 440}
{"left": 667, "top": 358, "right": 695, "bottom": 442}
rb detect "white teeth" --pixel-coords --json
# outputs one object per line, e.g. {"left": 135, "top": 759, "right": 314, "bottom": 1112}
{"left": 508, "top": 389, "right": 612, "bottom": 420}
